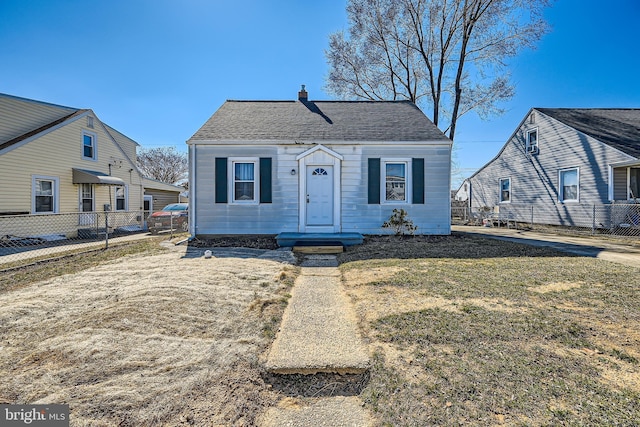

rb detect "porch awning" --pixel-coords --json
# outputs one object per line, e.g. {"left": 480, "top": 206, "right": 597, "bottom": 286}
{"left": 72, "top": 168, "right": 125, "bottom": 186}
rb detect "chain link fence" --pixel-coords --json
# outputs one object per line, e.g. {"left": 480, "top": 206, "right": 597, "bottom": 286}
{"left": 452, "top": 203, "right": 640, "bottom": 238}
{"left": 0, "top": 211, "right": 156, "bottom": 267}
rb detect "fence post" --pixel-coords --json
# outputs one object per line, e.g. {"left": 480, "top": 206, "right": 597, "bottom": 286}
{"left": 104, "top": 211, "right": 109, "bottom": 249}
{"left": 170, "top": 212, "right": 174, "bottom": 239}
{"left": 592, "top": 204, "right": 596, "bottom": 235}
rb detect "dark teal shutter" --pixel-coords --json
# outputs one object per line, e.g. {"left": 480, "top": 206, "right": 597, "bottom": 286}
{"left": 215, "top": 158, "right": 228, "bottom": 203}
{"left": 259, "top": 158, "right": 272, "bottom": 203}
{"left": 368, "top": 158, "right": 381, "bottom": 204}
{"left": 412, "top": 158, "right": 425, "bottom": 204}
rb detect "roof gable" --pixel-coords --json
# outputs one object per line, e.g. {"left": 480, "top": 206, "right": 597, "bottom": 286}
{"left": 537, "top": 108, "right": 640, "bottom": 158}
{"left": 188, "top": 100, "right": 450, "bottom": 143}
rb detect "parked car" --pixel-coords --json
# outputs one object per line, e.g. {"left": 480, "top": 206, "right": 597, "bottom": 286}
{"left": 148, "top": 203, "right": 188, "bottom": 233}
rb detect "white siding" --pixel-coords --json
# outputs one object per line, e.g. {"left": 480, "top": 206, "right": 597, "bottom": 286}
{"left": 469, "top": 111, "right": 634, "bottom": 226}
{"left": 193, "top": 143, "right": 452, "bottom": 235}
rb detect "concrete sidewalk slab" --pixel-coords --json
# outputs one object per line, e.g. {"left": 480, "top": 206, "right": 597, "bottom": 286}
{"left": 453, "top": 225, "right": 640, "bottom": 268}
{"left": 260, "top": 396, "right": 372, "bottom": 427}
{"left": 264, "top": 256, "right": 369, "bottom": 375}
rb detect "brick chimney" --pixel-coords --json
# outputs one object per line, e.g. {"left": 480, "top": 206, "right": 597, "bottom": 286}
{"left": 298, "top": 84, "right": 308, "bottom": 102}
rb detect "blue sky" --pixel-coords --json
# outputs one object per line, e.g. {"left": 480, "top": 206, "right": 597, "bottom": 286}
{"left": 1, "top": 0, "right": 638, "bottom": 189}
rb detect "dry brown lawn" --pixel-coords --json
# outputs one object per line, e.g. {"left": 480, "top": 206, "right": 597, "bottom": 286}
{"left": 0, "top": 242, "right": 297, "bottom": 426}
{"left": 3, "top": 234, "right": 640, "bottom": 426}
{"left": 339, "top": 234, "right": 640, "bottom": 426}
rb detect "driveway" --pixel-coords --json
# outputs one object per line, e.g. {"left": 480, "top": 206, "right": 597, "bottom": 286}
{"left": 452, "top": 225, "right": 640, "bottom": 268}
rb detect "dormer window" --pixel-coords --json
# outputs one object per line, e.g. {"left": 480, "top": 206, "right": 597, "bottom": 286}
{"left": 526, "top": 129, "right": 538, "bottom": 154}
{"left": 83, "top": 131, "right": 97, "bottom": 160}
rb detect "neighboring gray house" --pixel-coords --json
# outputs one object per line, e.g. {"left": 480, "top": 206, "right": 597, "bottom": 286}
{"left": 187, "top": 87, "right": 452, "bottom": 238}
{"left": 460, "top": 108, "right": 640, "bottom": 227}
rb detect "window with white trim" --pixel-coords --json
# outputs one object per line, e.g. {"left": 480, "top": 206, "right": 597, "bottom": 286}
{"left": 115, "top": 186, "right": 126, "bottom": 211}
{"left": 559, "top": 168, "right": 579, "bottom": 202}
{"left": 33, "top": 176, "right": 58, "bottom": 213}
{"left": 382, "top": 160, "right": 409, "bottom": 203}
{"left": 83, "top": 131, "right": 97, "bottom": 160}
{"left": 499, "top": 178, "right": 511, "bottom": 203}
{"left": 526, "top": 129, "right": 538, "bottom": 154}
{"left": 230, "top": 159, "right": 258, "bottom": 203}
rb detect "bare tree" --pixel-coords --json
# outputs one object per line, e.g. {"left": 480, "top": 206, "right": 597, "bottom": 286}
{"left": 325, "top": 0, "right": 551, "bottom": 140}
{"left": 137, "top": 147, "right": 188, "bottom": 185}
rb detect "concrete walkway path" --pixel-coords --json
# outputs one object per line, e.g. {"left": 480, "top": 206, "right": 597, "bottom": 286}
{"left": 452, "top": 225, "right": 640, "bottom": 268}
{"left": 262, "top": 254, "right": 371, "bottom": 427}
{"left": 265, "top": 255, "right": 370, "bottom": 374}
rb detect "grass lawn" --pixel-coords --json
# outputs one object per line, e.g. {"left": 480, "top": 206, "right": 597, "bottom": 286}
{"left": 339, "top": 234, "right": 640, "bottom": 426}
{"left": 0, "top": 240, "right": 297, "bottom": 426}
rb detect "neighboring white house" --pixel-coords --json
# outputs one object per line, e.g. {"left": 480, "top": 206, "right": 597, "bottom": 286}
{"left": 459, "top": 108, "right": 640, "bottom": 227}
{"left": 187, "top": 87, "right": 453, "bottom": 237}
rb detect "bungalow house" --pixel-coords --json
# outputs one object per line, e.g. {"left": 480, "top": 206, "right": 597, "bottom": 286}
{"left": 187, "top": 87, "right": 452, "bottom": 240}
{"left": 459, "top": 108, "right": 640, "bottom": 228}
{"left": 0, "top": 93, "right": 168, "bottom": 237}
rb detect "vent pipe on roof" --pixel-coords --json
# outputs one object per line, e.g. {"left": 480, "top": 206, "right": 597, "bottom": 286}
{"left": 298, "top": 84, "right": 308, "bottom": 102}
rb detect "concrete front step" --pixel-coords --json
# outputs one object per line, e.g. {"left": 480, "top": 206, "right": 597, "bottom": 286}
{"left": 276, "top": 232, "right": 363, "bottom": 248}
{"left": 293, "top": 245, "right": 344, "bottom": 254}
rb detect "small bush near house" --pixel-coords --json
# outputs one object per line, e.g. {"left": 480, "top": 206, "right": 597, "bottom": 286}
{"left": 382, "top": 208, "right": 417, "bottom": 236}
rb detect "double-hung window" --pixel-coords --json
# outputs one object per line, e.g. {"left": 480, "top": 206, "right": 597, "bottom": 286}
{"left": 382, "top": 160, "right": 409, "bottom": 203}
{"left": 559, "top": 168, "right": 579, "bottom": 202}
{"left": 526, "top": 129, "right": 538, "bottom": 154}
{"left": 499, "top": 178, "right": 511, "bottom": 203}
{"left": 83, "top": 131, "right": 97, "bottom": 160}
{"left": 115, "top": 186, "right": 126, "bottom": 211}
{"left": 231, "top": 159, "right": 258, "bottom": 203}
{"left": 33, "top": 176, "right": 58, "bottom": 214}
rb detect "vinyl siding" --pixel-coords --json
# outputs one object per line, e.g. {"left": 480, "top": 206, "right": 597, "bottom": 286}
{"left": 469, "top": 110, "right": 634, "bottom": 226}
{"left": 193, "top": 143, "right": 451, "bottom": 235}
{"left": 0, "top": 116, "right": 143, "bottom": 214}
{"left": 0, "top": 95, "right": 77, "bottom": 143}
{"left": 144, "top": 190, "right": 181, "bottom": 213}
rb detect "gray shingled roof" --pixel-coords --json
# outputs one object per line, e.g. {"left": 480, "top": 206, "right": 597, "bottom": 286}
{"left": 537, "top": 108, "right": 640, "bottom": 158}
{"left": 188, "top": 100, "right": 450, "bottom": 143}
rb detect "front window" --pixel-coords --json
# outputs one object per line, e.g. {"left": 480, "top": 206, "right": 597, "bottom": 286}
{"left": 559, "top": 168, "right": 579, "bottom": 202}
{"left": 83, "top": 132, "right": 96, "bottom": 160}
{"left": 383, "top": 161, "right": 407, "bottom": 203}
{"left": 499, "top": 178, "right": 511, "bottom": 203}
{"left": 115, "top": 186, "right": 126, "bottom": 211}
{"left": 33, "top": 176, "right": 58, "bottom": 213}
{"left": 526, "top": 129, "right": 538, "bottom": 154}
{"left": 232, "top": 161, "right": 256, "bottom": 203}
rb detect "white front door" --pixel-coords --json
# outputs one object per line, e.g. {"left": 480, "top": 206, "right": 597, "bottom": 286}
{"left": 79, "top": 184, "right": 95, "bottom": 225}
{"left": 306, "top": 166, "right": 333, "bottom": 226}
